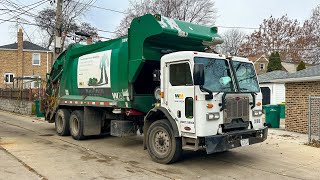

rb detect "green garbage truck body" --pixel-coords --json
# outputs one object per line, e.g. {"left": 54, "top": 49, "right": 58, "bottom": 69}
{"left": 44, "top": 14, "right": 268, "bottom": 164}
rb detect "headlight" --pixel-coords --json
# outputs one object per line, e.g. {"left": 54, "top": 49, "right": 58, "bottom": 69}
{"left": 252, "top": 110, "right": 263, "bottom": 116}
{"left": 154, "top": 87, "right": 161, "bottom": 101}
{"left": 207, "top": 113, "right": 220, "bottom": 120}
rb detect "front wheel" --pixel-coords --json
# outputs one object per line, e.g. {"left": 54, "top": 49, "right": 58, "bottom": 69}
{"left": 146, "top": 120, "right": 182, "bottom": 164}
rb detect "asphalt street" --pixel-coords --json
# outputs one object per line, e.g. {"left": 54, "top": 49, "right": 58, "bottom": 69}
{"left": 0, "top": 110, "right": 320, "bottom": 180}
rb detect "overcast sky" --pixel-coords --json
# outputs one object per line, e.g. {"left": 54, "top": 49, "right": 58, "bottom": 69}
{"left": 0, "top": 0, "right": 319, "bottom": 46}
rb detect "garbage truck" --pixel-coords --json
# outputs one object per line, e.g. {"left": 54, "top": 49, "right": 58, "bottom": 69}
{"left": 44, "top": 14, "right": 268, "bottom": 164}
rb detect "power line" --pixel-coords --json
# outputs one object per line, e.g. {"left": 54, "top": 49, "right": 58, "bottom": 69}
{"left": 96, "top": 29, "right": 116, "bottom": 34}
{"left": 73, "top": 0, "right": 96, "bottom": 17}
{"left": 216, "top": 25, "right": 259, "bottom": 30}
{"left": 0, "top": 0, "right": 47, "bottom": 25}
{"left": 0, "top": 0, "right": 42, "bottom": 18}
{"left": 0, "top": 3, "right": 36, "bottom": 26}
{"left": 0, "top": 17, "right": 112, "bottom": 40}
{"left": 0, "top": 14, "right": 118, "bottom": 36}
{"left": 20, "top": 25, "right": 32, "bottom": 42}
{"left": 70, "top": 0, "right": 128, "bottom": 14}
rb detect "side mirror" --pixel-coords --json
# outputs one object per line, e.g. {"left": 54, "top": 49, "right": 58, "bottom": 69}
{"left": 193, "top": 63, "right": 205, "bottom": 86}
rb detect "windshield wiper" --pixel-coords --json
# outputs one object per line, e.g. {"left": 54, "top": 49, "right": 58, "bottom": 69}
{"left": 214, "top": 91, "right": 222, "bottom": 96}
{"left": 214, "top": 87, "right": 230, "bottom": 96}
{"left": 239, "top": 87, "right": 249, "bottom": 91}
{"left": 238, "top": 75, "right": 256, "bottom": 83}
{"left": 239, "top": 88, "right": 258, "bottom": 95}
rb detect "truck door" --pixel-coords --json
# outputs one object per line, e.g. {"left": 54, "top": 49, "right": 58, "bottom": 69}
{"left": 166, "top": 61, "right": 195, "bottom": 133}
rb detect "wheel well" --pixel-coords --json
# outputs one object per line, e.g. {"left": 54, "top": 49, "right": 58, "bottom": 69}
{"left": 143, "top": 107, "right": 180, "bottom": 149}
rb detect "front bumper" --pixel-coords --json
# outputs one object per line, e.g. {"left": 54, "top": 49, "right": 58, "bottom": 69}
{"left": 205, "top": 127, "right": 268, "bottom": 154}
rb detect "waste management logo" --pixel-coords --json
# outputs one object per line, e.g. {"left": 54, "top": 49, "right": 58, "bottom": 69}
{"left": 174, "top": 93, "right": 184, "bottom": 101}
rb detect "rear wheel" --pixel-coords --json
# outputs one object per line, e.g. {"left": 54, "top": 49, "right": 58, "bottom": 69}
{"left": 69, "top": 110, "right": 85, "bottom": 140}
{"left": 147, "top": 120, "right": 182, "bottom": 164}
{"left": 55, "top": 109, "right": 70, "bottom": 136}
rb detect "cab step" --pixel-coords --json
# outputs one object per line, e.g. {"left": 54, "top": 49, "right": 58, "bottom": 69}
{"left": 182, "top": 137, "right": 200, "bottom": 151}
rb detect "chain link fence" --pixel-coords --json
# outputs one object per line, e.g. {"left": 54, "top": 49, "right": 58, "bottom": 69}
{"left": 308, "top": 96, "right": 320, "bottom": 143}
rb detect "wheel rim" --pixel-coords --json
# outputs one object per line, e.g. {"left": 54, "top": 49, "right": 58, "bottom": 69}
{"left": 71, "top": 116, "right": 79, "bottom": 136}
{"left": 152, "top": 127, "right": 171, "bottom": 156}
{"left": 56, "top": 115, "right": 63, "bottom": 132}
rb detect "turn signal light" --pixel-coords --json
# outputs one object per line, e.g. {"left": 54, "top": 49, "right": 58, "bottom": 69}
{"left": 207, "top": 104, "right": 213, "bottom": 108}
{"left": 160, "top": 92, "right": 164, "bottom": 98}
{"left": 257, "top": 102, "right": 262, "bottom": 106}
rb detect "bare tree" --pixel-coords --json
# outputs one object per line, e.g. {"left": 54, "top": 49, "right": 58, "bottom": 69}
{"left": 35, "top": 1, "right": 98, "bottom": 50}
{"left": 116, "top": 0, "right": 216, "bottom": 37}
{"left": 239, "top": 15, "right": 301, "bottom": 62}
{"left": 217, "top": 29, "right": 246, "bottom": 56}
{"left": 300, "top": 5, "right": 320, "bottom": 64}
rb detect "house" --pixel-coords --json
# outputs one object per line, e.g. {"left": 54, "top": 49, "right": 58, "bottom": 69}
{"left": 281, "top": 61, "right": 299, "bottom": 73}
{"left": 0, "top": 28, "right": 53, "bottom": 89}
{"left": 272, "top": 65, "right": 320, "bottom": 133}
{"left": 247, "top": 54, "right": 269, "bottom": 75}
{"left": 281, "top": 60, "right": 313, "bottom": 73}
{"left": 248, "top": 54, "right": 313, "bottom": 75}
{"left": 258, "top": 71, "right": 288, "bottom": 105}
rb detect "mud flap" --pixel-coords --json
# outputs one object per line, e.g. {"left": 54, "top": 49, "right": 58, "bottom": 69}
{"left": 83, "top": 107, "right": 102, "bottom": 136}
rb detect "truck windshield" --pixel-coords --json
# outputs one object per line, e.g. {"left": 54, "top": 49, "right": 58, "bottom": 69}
{"left": 194, "top": 57, "right": 234, "bottom": 92}
{"left": 231, "top": 61, "right": 260, "bottom": 92}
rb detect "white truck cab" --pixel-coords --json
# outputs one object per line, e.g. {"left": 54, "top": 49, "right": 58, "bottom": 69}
{"left": 144, "top": 51, "right": 267, "bottom": 163}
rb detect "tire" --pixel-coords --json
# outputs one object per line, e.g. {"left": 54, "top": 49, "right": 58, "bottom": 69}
{"left": 69, "top": 110, "right": 85, "bottom": 140}
{"left": 147, "top": 120, "right": 182, "bottom": 164}
{"left": 55, "top": 109, "right": 70, "bottom": 136}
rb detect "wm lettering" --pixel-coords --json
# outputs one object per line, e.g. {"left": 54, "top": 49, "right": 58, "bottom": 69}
{"left": 112, "top": 92, "right": 124, "bottom": 100}
{"left": 175, "top": 94, "right": 184, "bottom": 99}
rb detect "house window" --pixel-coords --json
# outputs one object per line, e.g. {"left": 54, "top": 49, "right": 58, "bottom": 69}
{"left": 32, "top": 53, "right": 40, "bottom": 66}
{"left": 260, "top": 63, "right": 265, "bottom": 70}
{"left": 4, "top": 73, "right": 14, "bottom": 83}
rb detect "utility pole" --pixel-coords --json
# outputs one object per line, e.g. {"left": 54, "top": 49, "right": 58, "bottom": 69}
{"left": 54, "top": 0, "right": 63, "bottom": 60}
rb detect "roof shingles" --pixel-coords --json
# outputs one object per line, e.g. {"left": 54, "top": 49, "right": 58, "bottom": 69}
{"left": 258, "top": 70, "right": 288, "bottom": 83}
{"left": 284, "top": 65, "right": 320, "bottom": 79}
{"left": 0, "top": 41, "right": 49, "bottom": 51}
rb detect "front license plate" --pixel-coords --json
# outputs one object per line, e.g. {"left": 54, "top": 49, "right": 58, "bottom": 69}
{"left": 240, "top": 139, "right": 249, "bottom": 146}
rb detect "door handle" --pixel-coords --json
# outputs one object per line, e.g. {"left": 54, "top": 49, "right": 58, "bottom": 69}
{"left": 177, "top": 110, "right": 181, "bottom": 118}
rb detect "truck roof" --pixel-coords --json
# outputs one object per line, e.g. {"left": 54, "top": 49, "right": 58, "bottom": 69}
{"left": 161, "top": 51, "right": 251, "bottom": 64}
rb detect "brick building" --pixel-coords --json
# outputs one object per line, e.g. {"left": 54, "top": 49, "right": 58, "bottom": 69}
{"left": 0, "top": 28, "right": 53, "bottom": 89}
{"left": 272, "top": 65, "right": 320, "bottom": 133}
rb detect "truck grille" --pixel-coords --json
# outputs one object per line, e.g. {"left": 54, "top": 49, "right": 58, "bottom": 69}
{"left": 224, "top": 97, "right": 249, "bottom": 123}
